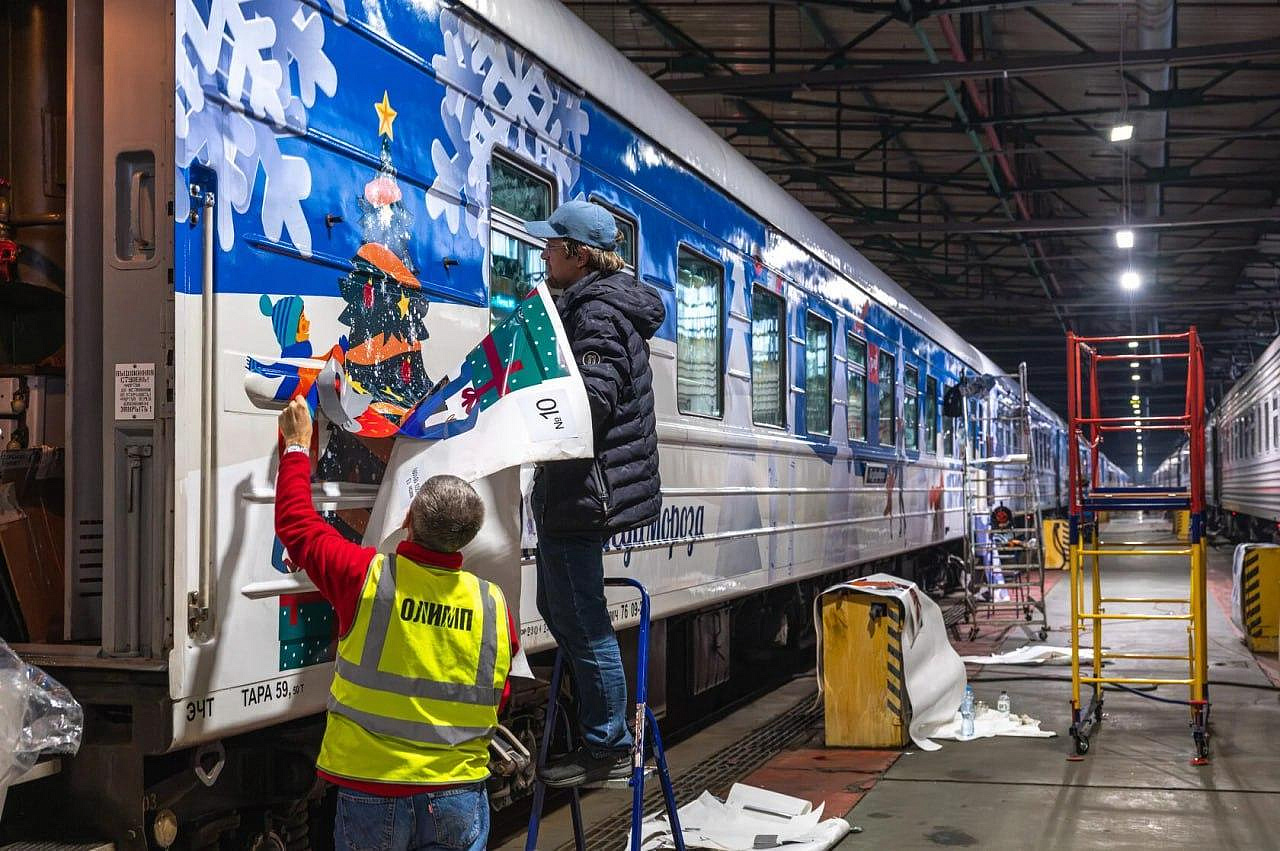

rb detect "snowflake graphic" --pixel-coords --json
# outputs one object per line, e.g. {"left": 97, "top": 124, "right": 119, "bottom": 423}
{"left": 427, "top": 9, "right": 590, "bottom": 238}
{"left": 176, "top": 0, "right": 348, "bottom": 256}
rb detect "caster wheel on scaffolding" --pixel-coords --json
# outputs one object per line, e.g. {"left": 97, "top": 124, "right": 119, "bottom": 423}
{"left": 1073, "top": 735, "right": 1090, "bottom": 756}
{"left": 1038, "top": 628, "right": 1049, "bottom": 640}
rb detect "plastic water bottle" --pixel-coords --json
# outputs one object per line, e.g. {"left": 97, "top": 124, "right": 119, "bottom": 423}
{"left": 960, "top": 685, "right": 975, "bottom": 739}
{"left": 997, "top": 690, "right": 1011, "bottom": 714}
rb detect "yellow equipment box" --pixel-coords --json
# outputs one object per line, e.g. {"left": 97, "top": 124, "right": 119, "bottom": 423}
{"left": 1239, "top": 546, "right": 1280, "bottom": 654}
{"left": 1043, "top": 519, "right": 1068, "bottom": 569}
{"left": 821, "top": 591, "right": 910, "bottom": 748}
{"left": 1173, "top": 510, "right": 1190, "bottom": 542}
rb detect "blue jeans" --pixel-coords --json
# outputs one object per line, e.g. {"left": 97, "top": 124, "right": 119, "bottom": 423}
{"left": 533, "top": 518, "right": 634, "bottom": 756}
{"left": 333, "top": 784, "right": 488, "bottom": 851}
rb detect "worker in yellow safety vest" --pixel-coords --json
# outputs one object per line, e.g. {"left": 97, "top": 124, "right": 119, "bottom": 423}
{"left": 275, "top": 398, "right": 518, "bottom": 851}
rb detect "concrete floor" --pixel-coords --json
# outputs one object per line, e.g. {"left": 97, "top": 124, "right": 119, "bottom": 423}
{"left": 492, "top": 677, "right": 819, "bottom": 850}
{"left": 839, "top": 517, "right": 1280, "bottom": 850}
{"left": 499, "top": 517, "right": 1280, "bottom": 850}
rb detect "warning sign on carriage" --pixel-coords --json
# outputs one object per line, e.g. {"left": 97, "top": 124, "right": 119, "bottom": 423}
{"left": 114, "top": 363, "right": 155, "bottom": 420}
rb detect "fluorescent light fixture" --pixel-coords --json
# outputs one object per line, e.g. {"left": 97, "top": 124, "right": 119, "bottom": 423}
{"left": 1129, "top": 361, "right": 1140, "bottom": 368}
{"left": 1121, "top": 270, "right": 1141, "bottom": 290}
{"left": 1111, "top": 123, "right": 1134, "bottom": 142}
{"left": 1130, "top": 394, "right": 1140, "bottom": 401}
{"left": 1137, "top": 429, "right": 1143, "bottom": 434}
{"left": 1128, "top": 340, "right": 1139, "bottom": 349}
{"left": 1135, "top": 420, "right": 1143, "bottom": 426}
{"left": 1115, "top": 229, "right": 1135, "bottom": 249}
{"left": 1132, "top": 374, "right": 1141, "bottom": 381}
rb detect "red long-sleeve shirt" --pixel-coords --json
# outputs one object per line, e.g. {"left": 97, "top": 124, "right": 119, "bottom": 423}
{"left": 274, "top": 449, "right": 519, "bottom": 795}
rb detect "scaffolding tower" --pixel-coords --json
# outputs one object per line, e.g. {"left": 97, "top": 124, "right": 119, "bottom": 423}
{"left": 960, "top": 362, "right": 1049, "bottom": 641}
{"left": 1065, "top": 328, "right": 1209, "bottom": 762}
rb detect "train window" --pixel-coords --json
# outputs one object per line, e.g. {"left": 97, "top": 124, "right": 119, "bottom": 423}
{"left": 588, "top": 196, "right": 637, "bottom": 268}
{"left": 847, "top": 334, "right": 868, "bottom": 442}
{"left": 1273, "top": 394, "right": 1279, "bottom": 447}
{"left": 804, "top": 313, "right": 832, "bottom": 435}
{"left": 750, "top": 287, "right": 786, "bottom": 428}
{"left": 1267, "top": 399, "right": 1272, "bottom": 452}
{"left": 924, "top": 376, "right": 938, "bottom": 453}
{"left": 943, "top": 417, "right": 954, "bottom": 458}
{"left": 878, "top": 349, "right": 896, "bottom": 446}
{"left": 492, "top": 156, "right": 553, "bottom": 221}
{"left": 676, "top": 247, "right": 724, "bottom": 418}
{"left": 488, "top": 156, "right": 553, "bottom": 326}
{"left": 904, "top": 365, "right": 919, "bottom": 451}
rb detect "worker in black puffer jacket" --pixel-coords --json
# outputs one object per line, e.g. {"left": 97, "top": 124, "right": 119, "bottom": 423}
{"left": 523, "top": 200, "right": 665, "bottom": 788}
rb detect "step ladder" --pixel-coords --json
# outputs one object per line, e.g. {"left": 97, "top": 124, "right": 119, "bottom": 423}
{"left": 959, "top": 362, "right": 1048, "bottom": 640}
{"left": 1065, "top": 328, "right": 1210, "bottom": 762}
{"left": 525, "top": 578, "right": 685, "bottom": 851}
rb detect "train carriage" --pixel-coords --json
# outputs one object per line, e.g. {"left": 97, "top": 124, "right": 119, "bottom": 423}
{"left": 2, "top": 0, "right": 1121, "bottom": 843}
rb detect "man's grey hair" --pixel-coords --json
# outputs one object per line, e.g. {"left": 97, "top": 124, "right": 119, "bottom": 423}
{"left": 408, "top": 475, "right": 485, "bottom": 553}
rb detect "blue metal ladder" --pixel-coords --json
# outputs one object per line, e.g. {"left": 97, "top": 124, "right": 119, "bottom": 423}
{"left": 525, "top": 577, "right": 686, "bottom": 851}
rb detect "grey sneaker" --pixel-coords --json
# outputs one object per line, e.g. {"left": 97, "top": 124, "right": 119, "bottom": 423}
{"left": 537, "top": 747, "right": 632, "bottom": 788}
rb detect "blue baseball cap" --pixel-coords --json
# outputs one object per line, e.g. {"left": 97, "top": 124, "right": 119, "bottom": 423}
{"left": 524, "top": 200, "right": 619, "bottom": 250}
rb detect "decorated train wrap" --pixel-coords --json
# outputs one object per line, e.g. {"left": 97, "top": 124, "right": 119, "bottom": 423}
{"left": 165, "top": 0, "right": 1105, "bottom": 748}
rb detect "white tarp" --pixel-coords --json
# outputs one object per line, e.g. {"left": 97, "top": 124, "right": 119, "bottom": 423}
{"left": 928, "top": 704, "right": 1056, "bottom": 741}
{"left": 814, "top": 574, "right": 966, "bottom": 751}
{"left": 639, "top": 784, "right": 852, "bottom": 850}
{"left": 960, "top": 645, "right": 1095, "bottom": 666}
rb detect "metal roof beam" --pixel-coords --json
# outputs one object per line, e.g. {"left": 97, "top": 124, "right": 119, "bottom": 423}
{"left": 659, "top": 38, "right": 1280, "bottom": 95}
{"left": 836, "top": 210, "right": 1280, "bottom": 236}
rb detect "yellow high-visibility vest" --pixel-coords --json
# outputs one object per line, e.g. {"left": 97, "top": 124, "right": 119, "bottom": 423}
{"left": 317, "top": 551, "right": 511, "bottom": 785}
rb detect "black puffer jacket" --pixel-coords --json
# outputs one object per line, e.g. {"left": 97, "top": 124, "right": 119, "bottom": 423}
{"left": 535, "top": 270, "right": 665, "bottom": 536}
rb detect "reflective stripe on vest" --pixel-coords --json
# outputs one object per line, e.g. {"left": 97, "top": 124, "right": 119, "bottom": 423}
{"left": 331, "top": 553, "right": 503, "bottom": 707}
{"left": 318, "top": 551, "right": 510, "bottom": 785}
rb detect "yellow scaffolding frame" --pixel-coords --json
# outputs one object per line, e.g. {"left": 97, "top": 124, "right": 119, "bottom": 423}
{"left": 1065, "top": 329, "right": 1210, "bottom": 762}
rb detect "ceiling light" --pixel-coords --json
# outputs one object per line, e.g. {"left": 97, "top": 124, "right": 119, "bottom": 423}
{"left": 1130, "top": 394, "right": 1140, "bottom": 402}
{"left": 1121, "top": 270, "right": 1141, "bottom": 290}
{"left": 1134, "top": 420, "right": 1143, "bottom": 426}
{"left": 1115, "top": 229, "right": 1135, "bottom": 249}
{"left": 1128, "top": 341, "right": 1139, "bottom": 349}
{"left": 1132, "top": 374, "right": 1140, "bottom": 381}
{"left": 1110, "top": 123, "right": 1134, "bottom": 142}
{"left": 1136, "top": 428, "right": 1143, "bottom": 434}
{"left": 1129, "top": 361, "right": 1140, "bottom": 368}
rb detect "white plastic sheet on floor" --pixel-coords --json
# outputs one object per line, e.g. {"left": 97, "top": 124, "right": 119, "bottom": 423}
{"left": 814, "top": 574, "right": 966, "bottom": 751}
{"left": 928, "top": 704, "right": 1056, "bottom": 741}
{"left": 960, "top": 644, "right": 1095, "bottom": 666}
{"left": 639, "top": 783, "right": 852, "bottom": 850}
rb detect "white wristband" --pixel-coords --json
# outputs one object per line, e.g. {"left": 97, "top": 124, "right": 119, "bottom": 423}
{"left": 284, "top": 443, "right": 309, "bottom": 456}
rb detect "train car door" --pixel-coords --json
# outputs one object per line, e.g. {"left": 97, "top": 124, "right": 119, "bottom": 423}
{"left": 1211, "top": 423, "right": 1222, "bottom": 504}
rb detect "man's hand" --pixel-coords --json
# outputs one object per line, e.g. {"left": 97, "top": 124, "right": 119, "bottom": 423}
{"left": 280, "top": 397, "right": 313, "bottom": 447}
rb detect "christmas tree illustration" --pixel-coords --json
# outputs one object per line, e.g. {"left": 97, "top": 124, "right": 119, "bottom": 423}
{"left": 318, "top": 91, "right": 432, "bottom": 485}
{"left": 339, "top": 91, "right": 432, "bottom": 428}
{"left": 283, "top": 92, "right": 434, "bottom": 671}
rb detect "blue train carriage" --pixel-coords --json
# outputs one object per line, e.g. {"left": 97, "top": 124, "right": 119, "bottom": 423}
{"left": 7, "top": 0, "right": 1116, "bottom": 843}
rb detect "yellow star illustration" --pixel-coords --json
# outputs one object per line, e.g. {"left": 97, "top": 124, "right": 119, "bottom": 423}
{"left": 374, "top": 91, "right": 397, "bottom": 140}
{"left": 397, "top": 291, "right": 410, "bottom": 317}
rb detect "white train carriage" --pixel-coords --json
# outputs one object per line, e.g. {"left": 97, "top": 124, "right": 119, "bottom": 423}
{"left": 0, "top": 0, "right": 1121, "bottom": 843}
